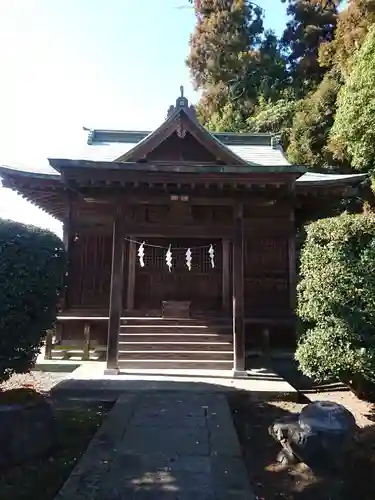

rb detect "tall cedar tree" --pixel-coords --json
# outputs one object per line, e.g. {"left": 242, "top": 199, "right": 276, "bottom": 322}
{"left": 187, "top": 1, "right": 287, "bottom": 127}
{"left": 187, "top": 0, "right": 264, "bottom": 89}
{"left": 281, "top": 0, "right": 339, "bottom": 96}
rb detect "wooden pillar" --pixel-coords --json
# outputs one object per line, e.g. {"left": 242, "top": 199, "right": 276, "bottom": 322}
{"left": 45, "top": 330, "right": 53, "bottom": 360}
{"left": 82, "top": 323, "right": 91, "bottom": 361}
{"left": 61, "top": 197, "right": 73, "bottom": 311}
{"left": 288, "top": 208, "right": 297, "bottom": 312}
{"left": 222, "top": 238, "right": 230, "bottom": 312}
{"left": 126, "top": 237, "right": 136, "bottom": 311}
{"left": 232, "top": 203, "right": 246, "bottom": 376}
{"left": 106, "top": 209, "right": 125, "bottom": 373}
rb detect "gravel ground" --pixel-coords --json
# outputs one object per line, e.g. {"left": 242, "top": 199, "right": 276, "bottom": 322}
{"left": 0, "top": 371, "right": 67, "bottom": 393}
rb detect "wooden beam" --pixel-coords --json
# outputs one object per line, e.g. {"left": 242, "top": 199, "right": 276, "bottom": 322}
{"left": 126, "top": 237, "right": 136, "bottom": 311}
{"left": 82, "top": 194, "right": 238, "bottom": 206}
{"left": 70, "top": 224, "right": 234, "bottom": 238}
{"left": 232, "top": 202, "right": 246, "bottom": 376}
{"left": 222, "top": 238, "right": 230, "bottom": 312}
{"left": 106, "top": 209, "right": 125, "bottom": 372}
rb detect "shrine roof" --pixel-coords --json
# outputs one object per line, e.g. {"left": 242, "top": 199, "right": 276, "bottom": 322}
{"left": 80, "top": 128, "right": 290, "bottom": 167}
{"left": 0, "top": 89, "right": 368, "bottom": 222}
{"left": 0, "top": 164, "right": 366, "bottom": 186}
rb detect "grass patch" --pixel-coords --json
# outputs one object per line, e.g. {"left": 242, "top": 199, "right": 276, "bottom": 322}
{"left": 229, "top": 392, "right": 375, "bottom": 500}
{"left": 0, "top": 400, "right": 112, "bottom": 500}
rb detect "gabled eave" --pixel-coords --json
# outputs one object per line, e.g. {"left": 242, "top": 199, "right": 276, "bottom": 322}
{"left": 114, "top": 107, "right": 253, "bottom": 167}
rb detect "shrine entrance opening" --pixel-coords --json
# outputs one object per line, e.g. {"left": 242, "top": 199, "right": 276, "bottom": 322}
{"left": 134, "top": 238, "right": 224, "bottom": 315}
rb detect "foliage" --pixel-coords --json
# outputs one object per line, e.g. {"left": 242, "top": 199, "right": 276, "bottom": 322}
{"left": 187, "top": 0, "right": 288, "bottom": 125}
{"left": 329, "top": 26, "right": 375, "bottom": 172}
{"left": 0, "top": 220, "right": 65, "bottom": 382}
{"left": 319, "top": 0, "right": 375, "bottom": 76}
{"left": 287, "top": 71, "right": 344, "bottom": 169}
{"left": 187, "top": 0, "right": 375, "bottom": 172}
{"left": 204, "top": 100, "right": 250, "bottom": 132}
{"left": 187, "top": 0, "right": 264, "bottom": 89}
{"left": 296, "top": 212, "right": 375, "bottom": 383}
{"left": 281, "top": 0, "right": 339, "bottom": 96}
{"left": 247, "top": 95, "right": 300, "bottom": 150}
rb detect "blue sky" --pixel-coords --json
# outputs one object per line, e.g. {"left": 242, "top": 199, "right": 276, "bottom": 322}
{"left": 0, "top": 0, "right": 288, "bottom": 235}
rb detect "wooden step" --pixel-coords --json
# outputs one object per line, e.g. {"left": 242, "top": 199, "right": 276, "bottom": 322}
{"left": 117, "top": 351, "right": 233, "bottom": 361}
{"left": 118, "top": 333, "right": 232, "bottom": 343}
{"left": 120, "top": 326, "right": 231, "bottom": 335}
{"left": 121, "top": 318, "right": 231, "bottom": 326}
{"left": 118, "top": 342, "right": 232, "bottom": 352}
{"left": 118, "top": 360, "right": 233, "bottom": 370}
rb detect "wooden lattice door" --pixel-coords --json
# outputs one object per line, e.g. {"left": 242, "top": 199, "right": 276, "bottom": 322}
{"left": 134, "top": 239, "right": 222, "bottom": 313}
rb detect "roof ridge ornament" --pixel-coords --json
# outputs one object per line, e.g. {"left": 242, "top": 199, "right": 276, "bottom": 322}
{"left": 167, "top": 86, "right": 198, "bottom": 121}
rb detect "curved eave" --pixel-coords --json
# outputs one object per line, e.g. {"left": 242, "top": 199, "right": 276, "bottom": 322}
{"left": 0, "top": 167, "right": 65, "bottom": 220}
{"left": 296, "top": 174, "right": 368, "bottom": 199}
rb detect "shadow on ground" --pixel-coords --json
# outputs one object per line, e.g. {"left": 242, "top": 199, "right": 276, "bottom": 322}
{"left": 229, "top": 389, "right": 375, "bottom": 500}
{"left": 43, "top": 361, "right": 375, "bottom": 500}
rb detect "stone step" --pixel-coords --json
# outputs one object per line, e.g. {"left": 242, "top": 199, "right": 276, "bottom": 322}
{"left": 118, "top": 342, "right": 233, "bottom": 352}
{"left": 118, "top": 360, "right": 233, "bottom": 370}
{"left": 117, "top": 351, "right": 233, "bottom": 361}
{"left": 118, "top": 333, "right": 232, "bottom": 343}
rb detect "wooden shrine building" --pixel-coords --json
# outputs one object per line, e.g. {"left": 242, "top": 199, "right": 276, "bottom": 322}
{"left": 0, "top": 89, "right": 367, "bottom": 374}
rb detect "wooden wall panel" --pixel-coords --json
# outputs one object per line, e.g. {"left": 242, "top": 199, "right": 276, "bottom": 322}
{"left": 67, "top": 233, "right": 129, "bottom": 309}
{"left": 244, "top": 235, "right": 290, "bottom": 317}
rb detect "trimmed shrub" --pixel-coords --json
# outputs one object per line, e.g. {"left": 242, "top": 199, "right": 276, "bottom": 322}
{"left": 0, "top": 219, "right": 65, "bottom": 383}
{"left": 296, "top": 212, "right": 375, "bottom": 384}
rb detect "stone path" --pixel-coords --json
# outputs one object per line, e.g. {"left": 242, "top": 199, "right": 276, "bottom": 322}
{"left": 55, "top": 391, "right": 255, "bottom": 499}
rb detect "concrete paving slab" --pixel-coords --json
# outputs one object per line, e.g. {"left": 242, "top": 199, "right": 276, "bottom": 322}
{"left": 55, "top": 391, "right": 256, "bottom": 500}
{"left": 120, "top": 425, "right": 210, "bottom": 455}
{"left": 55, "top": 361, "right": 297, "bottom": 397}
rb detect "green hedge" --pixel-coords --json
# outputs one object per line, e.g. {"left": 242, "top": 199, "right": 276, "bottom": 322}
{"left": 0, "top": 220, "right": 66, "bottom": 382}
{"left": 296, "top": 212, "right": 375, "bottom": 384}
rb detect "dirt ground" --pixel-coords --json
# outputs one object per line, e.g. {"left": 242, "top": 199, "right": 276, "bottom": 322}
{"left": 229, "top": 392, "right": 375, "bottom": 500}
{"left": 306, "top": 388, "right": 374, "bottom": 427}
{"left": 2, "top": 364, "right": 375, "bottom": 499}
{"left": 229, "top": 358, "right": 375, "bottom": 500}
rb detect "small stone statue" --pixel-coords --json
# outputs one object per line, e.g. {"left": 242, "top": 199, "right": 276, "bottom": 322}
{"left": 269, "top": 401, "right": 357, "bottom": 471}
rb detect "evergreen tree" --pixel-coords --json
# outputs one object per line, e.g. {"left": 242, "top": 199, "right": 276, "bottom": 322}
{"left": 187, "top": 0, "right": 264, "bottom": 89}
{"left": 281, "top": 0, "right": 339, "bottom": 95}
{"left": 329, "top": 26, "right": 375, "bottom": 172}
{"left": 287, "top": 71, "right": 345, "bottom": 170}
{"left": 187, "top": 1, "right": 288, "bottom": 126}
{"left": 319, "top": 0, "right": 375, "bottom": 76}
{"left": 247, "top": 95, "right": 299, "bottom": 151}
